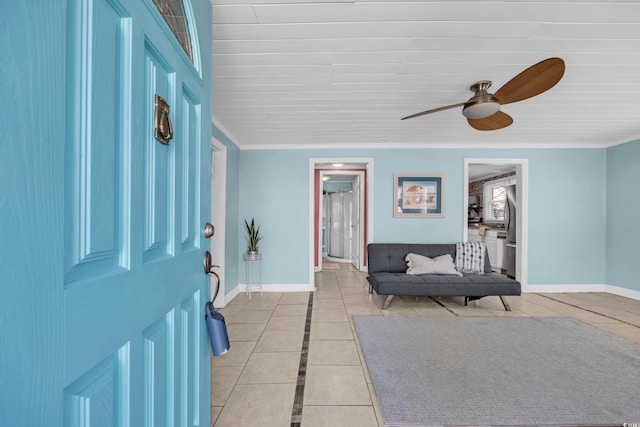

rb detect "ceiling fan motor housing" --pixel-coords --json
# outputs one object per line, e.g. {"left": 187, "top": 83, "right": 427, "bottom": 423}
{"left": 462, "top": 80, "right": 501, "bottom": 119}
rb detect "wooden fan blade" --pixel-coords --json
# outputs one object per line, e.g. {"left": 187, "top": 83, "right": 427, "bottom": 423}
{"left": 494, "top": 57, "right": 565, "bottom": 105}
{"left": 467, "top": 111, "right": 513, "bottom": 131}
{"left": 401, "top": 102, "right": 467, "bottom": 120}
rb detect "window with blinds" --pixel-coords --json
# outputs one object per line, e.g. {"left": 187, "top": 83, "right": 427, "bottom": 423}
{"left": 483, "top": 177, "right": 515, "bottom": 222}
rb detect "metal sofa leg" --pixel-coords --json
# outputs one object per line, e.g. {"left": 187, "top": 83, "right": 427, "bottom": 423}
{"left": 368, "top": 284, "right": 373, "bottom": 294}
{"left": 464, "top": 296, "right": 483, "bottom": 306}
{"left": 382, "top": 295, "right": 394, "bottom": 310}
{"left": 500, "top": 296, "right": 512, "bottom": 311}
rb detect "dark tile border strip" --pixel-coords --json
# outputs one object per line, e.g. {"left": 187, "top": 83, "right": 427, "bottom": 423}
{"left": 290, "top": 292, "right": 314, "bottom": 426}
{"left": 429, "top": 296, "right": 460, "bottom": 316}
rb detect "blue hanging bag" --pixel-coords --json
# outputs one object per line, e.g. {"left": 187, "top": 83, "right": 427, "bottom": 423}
{"left": 205, "top": 271, "right": 230, "bottom": 356}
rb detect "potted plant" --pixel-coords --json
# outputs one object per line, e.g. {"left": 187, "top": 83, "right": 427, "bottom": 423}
{"left": 244, "top": 218, "right": 262, "bottom": 255}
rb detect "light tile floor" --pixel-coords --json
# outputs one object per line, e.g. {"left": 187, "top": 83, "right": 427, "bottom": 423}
{"left": 211, "top": 263, "right": 640, "bottom": 427}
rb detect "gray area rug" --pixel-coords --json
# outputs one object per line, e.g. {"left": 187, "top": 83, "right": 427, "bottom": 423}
{"left": 353, "top": 316, "right": 640, "bottom": 426}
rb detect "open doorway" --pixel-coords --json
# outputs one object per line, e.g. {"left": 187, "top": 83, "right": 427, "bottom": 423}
{"left": 464, "top": 158, "right": 528, "bottom": 287}
{"left": 309, "top": 158, "right": 373, "bottom": 277}
{"left": 323, "top": 172, "right": 363, "bottom": 268}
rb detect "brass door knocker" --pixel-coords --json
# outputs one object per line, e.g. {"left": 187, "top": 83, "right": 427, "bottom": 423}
{"left": 154, "top": 94, "right": 173, "bottom": 145}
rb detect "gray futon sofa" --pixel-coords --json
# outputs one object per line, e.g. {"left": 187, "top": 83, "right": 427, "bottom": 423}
{"left": 366, "top": 243, "right": 521, "bottom": 310}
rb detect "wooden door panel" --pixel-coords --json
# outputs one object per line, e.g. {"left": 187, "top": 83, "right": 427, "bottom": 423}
{"left": 179, "top": 292, "right": 201, "bottom": 426}
{"left": 179, "top": 88, "right": 201, "bottom": 252}
{"left": 64, "top": 0, "right": 130, "bottom": 283}
{"left": 143, "top": 312, "right": 174, "bottom": 427}
{"left": 64, "top": 344, "right": 129, "bottom": 427}
{"left": 143, "top": 44, "right": 174, "bottom": 263}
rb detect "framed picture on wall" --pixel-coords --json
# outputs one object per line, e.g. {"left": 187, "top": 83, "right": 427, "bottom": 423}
{"left": 394, "top": 173, "right": 445, "bottom": 218}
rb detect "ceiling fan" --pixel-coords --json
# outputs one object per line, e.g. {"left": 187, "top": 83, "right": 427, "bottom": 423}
{"left": 401, "top": 57, "right": 565, "bottom": 131}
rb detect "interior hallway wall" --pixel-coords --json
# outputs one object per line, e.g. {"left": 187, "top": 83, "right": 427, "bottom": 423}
{"left": 236, "top": 147, "right": 606, "bottom": 290}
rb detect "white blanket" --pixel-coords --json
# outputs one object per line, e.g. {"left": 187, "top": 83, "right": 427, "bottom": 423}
{"left": 455, "top": 242, "right": 486, "bottom": 273}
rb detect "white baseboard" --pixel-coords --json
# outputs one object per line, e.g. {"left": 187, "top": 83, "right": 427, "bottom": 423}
{"left": 315, "top": 266, "right": 369, "bottom": 273}
{"left": 216, "top": 283, "right": 316, "bottom": 308}
{"left": 216, "top": 282, "right": 640, "bottom": 308}
{"left": 523, "top": 284, "right": 607, "bottom": 293}
{"left": 523, "top": 283, "right": 640, "bottom": 301}
{"left": 605, "top": 285, "right": 640, "bottom": 301}
{"left": 240, "top": 283, "right": 317, "bottom": 293}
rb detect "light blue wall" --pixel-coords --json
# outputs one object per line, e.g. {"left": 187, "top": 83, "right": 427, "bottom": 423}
{"left": 234, "top": 147, "right": 607, "bottom": 288}
{"left": 606, "top": 139, "right": 640, "bottom": 292}
{"left": 239, "top": 151, "right": 313, "bottom": 284}
{"left": 525, "top": 149, "right": 606, "bottom": 284}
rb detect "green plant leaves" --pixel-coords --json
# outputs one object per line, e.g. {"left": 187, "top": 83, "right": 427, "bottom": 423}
{"left": 244, "top": 218, "right": 262, "bottom": 252}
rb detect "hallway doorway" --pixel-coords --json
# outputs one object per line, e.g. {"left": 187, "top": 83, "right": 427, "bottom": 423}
{"left": 309, "top": 158, "right": 373, "bottom": 277}
{"left": 464, "top": 158, "right": 528, "bottom": 287}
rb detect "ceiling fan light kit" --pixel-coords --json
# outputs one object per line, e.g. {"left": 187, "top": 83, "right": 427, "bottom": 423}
{"left": 402, "top": 57, "right": 566, "bottom": 131}
{"left": 462, "top": 100, "right": 501, "bottom": 119}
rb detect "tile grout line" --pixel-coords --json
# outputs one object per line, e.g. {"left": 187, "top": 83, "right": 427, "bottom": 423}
{"left": 429, "top": 296, "right": 461, "bottom": 316}
{"left": 290, "top": 292, "right": 314, "bottom": 426}
{"left": 536, "top": 293, "right": 640, "bottom": 329}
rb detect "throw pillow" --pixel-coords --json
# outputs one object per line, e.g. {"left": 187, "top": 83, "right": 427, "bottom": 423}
{"left": 405, "top": 253, "right": 463, "bottom": 276}
{"left": 455, "top": 242, "right": 486, "bottom": 273}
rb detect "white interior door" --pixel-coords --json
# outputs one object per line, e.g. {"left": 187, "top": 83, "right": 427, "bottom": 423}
{"left": 329, "top": 192, "right": 343, "bottom": 258}
{"left": 342, "top": 192, "right": 353, "bottom": 261}
{"left": 328, "top": 191, "right": 354, "bottom": 261}
{"left": 351, "top": 176, "right": 361, "bottom": 268}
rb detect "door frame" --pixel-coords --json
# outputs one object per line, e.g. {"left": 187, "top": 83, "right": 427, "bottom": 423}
{"left": 308, "top": 158, "right": 373, "bottom": 278}
{"left": 211, "top": 137, "right": 227, "bottom": 305}
{"left": 463, "top": 158, "right": 528, "bottom": 288}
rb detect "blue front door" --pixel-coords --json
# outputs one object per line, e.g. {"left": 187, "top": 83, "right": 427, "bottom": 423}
{"left": 0, "top": 0, "right": 212, "bottom": 425}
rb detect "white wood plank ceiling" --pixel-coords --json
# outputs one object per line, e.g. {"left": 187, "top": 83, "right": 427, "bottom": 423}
{"left": 211, "top": 1, "right": 640, "bottom": 149}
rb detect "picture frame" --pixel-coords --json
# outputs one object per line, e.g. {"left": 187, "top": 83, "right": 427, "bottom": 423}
{"left": 394, "top": 173, "right": 445, "bottom": 218}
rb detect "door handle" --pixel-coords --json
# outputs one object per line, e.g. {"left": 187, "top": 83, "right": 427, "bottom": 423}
{"left": 204, "top": 251, "right": 222, "bottom": 304}
{"left": 203, "top": 250, "right": 220, "bottom": 275}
